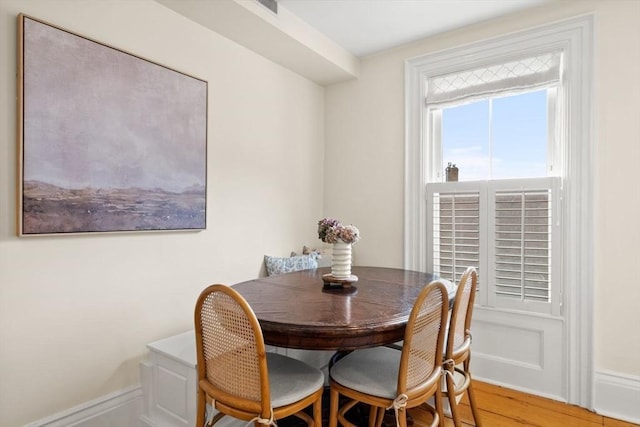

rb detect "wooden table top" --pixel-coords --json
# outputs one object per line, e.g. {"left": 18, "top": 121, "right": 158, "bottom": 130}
{"left": 232, "top": 266, "right": 454, "bottom": 351}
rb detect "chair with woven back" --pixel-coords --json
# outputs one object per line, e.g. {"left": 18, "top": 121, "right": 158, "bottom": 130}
{"left": 442, "top": 266, "right": 482, "bottom": 426}
{"left": 328, "top": 280, "right": 449, "bottom": 427}
{"left": 194, "top": 284, "right": 325, "bottom": 427}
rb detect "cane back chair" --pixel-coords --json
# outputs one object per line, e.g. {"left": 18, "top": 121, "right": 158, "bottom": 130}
{"left": 328, "top": 281, "right": 449, "bottom": 427}
{"left": 195, "top": 284, "right": 324, "bottom": 426}
{"left": 443, "top": 267, "right": 482, "bottom": 426}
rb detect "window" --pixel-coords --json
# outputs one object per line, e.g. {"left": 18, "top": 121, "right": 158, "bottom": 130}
{"left": 425, "top": 53, "right": 562, "bottom": 315}
{"left": 440, "top": 90, "right": 551, "bottom": 181}
{"left": 405, "top": 15, "right": 594, "bottom": 406}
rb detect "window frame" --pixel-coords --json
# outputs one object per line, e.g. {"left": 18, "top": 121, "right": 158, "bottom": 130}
{"left": 426, "top": 85, "right": 561, "bottom": 316}
{"left": 404, "top": 16, "right": 594, "bottom": 407}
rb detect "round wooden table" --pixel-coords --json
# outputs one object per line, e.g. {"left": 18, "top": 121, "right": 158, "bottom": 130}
{"left": 232, "top": 266, "right": 454, "bottom": 351}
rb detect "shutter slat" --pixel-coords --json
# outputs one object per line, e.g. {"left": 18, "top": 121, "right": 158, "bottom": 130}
{"left": 432, "top": 191, "right": 481, "bottom": 285}
{"left": 494, "top": 188, "right": 552, "bottom": 303}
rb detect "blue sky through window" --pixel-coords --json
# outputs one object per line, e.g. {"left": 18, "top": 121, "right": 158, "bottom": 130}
{"left": 442, "top": 89, "right": 548, "bottom": 181}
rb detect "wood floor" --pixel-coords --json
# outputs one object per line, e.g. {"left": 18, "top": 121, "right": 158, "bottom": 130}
{"left": 408, "top": 380, "right": 639, "bottom": 427}
{"left": 280, "top": 380, "right": 638, "bottom": 427}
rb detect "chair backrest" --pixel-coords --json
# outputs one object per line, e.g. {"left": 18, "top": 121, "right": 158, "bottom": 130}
{"left": 397, "top": 281, "right": 449, "bottom": 393}
{"left": 446, "top": 267, "right": 478, "bottom": 361}
{"left": 195, "top": 284, "right": 271, "bottom": 419}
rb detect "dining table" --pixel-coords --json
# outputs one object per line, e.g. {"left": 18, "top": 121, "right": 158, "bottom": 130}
{"left": 232, "top": 265, "right": 457, "bottom": 352}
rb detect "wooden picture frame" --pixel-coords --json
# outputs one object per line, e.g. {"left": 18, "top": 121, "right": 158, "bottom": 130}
{"left": 17, "top": 14, "right": 208, "bottom": 235}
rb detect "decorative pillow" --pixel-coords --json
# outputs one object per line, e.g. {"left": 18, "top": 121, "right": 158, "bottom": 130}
{"left": 303, "top": 245, "right": 332, "bottom": 268}
{"left": 264, "top": 255, "right": 318, "bottom": 276}
{"left": 302, "top": 245, "right": 319, "bottom": 255}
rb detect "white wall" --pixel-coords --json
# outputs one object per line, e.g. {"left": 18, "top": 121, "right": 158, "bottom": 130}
{"left": 2, "top": 0, "right": 639, "bottom": 425}
{"left": 0, "top": 1, "right": 325, "bottom": 425}
{"left": 325, "top": 0, "right": 640, "bottom": 380}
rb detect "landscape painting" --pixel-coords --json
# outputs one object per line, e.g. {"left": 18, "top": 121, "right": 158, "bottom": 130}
{"left": 18, "top": 15, "right": 207, "bottom": 235}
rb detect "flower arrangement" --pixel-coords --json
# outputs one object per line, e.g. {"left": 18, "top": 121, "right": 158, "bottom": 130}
{"left": 318, "top": 217, "right": 360, "bottom": 245}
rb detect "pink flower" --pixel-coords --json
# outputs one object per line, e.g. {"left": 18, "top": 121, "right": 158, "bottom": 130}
{"left": 317, "top": 218, "right": 360, "bottom": 244}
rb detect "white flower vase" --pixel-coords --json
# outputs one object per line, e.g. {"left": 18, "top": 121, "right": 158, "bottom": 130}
{"left": 331, "top": 241, "right": 352, "bottom": 278}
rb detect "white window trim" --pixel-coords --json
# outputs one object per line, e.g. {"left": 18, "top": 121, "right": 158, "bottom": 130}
{"left": 404, "top": 16, "right": 594, "bottom": 407}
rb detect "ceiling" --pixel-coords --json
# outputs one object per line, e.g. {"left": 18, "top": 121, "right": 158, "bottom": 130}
{"left": 278, "top": 0, "right": 554, "bottom": 57}
{"left": 156, "top": 0, "right": 555, "bottom": 85}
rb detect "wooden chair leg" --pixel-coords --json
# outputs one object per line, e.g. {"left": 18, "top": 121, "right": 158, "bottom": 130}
{"left": 446, "top": 372, "right": 462, "bottom": 427}
{"left": 466, "top": 380, "right": 482, "bottom": 427}
{"left": 398, "top": 409, "right": 408, "bottom": 427}
{"left": 196, "top": 389, "right": 206, "bottom": 427}
{"left": 434, "top": 387, "right": 445, "bottom": 427}
{"left": 367, "top": 405, "right": 378, "bottom": 427}
{"left": 329, "top": 388, "right": 339, "bottom": 427}
{"left": 464, "top": 360, "right": 482, "bottom": 426}
{"left": 376, "top": 407, "right": 385, "bottom": 427}
{"left": 313, "top": 396, "right": 322, "bottom": 427}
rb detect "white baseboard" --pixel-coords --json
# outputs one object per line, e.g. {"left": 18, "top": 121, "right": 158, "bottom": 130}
{"left": 594, "top": 370, "right": 640, "bottom": 424}
{"left": 23, "top": 370, "right": 640, "bottom": 427}
{"left": 24, "top": 385, "right": 143, "bottom": 427}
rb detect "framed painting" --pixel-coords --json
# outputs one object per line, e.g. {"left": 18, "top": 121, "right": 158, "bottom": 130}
{"left": 17, "top": 14, "right": 208, "bottom": 235}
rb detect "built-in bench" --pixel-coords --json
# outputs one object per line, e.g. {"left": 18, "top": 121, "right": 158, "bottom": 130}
{"left": 139, "top": 330, "right": 332, "bottom": 427}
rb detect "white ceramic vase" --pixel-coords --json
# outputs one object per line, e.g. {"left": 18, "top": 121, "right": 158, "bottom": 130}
{"left": 331, "top": 241, "right": 352, "bottom": 278}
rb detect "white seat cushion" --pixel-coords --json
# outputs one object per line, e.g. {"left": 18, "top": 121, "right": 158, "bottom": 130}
{"left": 267, "top": 352, "right": 325, "bottom": 407}
{"left": 329, "top": 347, "right": 400, "bottom": 399}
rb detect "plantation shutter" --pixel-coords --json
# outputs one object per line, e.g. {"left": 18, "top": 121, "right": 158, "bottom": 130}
{"left": 427, "top": 178, "right": 561, "bottom": 315}
{"left": 426, "top": 52, "right": 562, "bottom": 106}
{"left": 494, "top": 191, "right": 551, "bottom": 300}
{"left": 487, "top": 178, "right": 561, "bottom": 315}
{"left": 427, "top": 183, "right": 486, "bottom": 297}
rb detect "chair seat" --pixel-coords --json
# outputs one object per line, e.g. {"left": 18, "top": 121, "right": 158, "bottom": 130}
{"left": 196, "top": 284, "right": 324, "bottom": 427}
{"left": 267, "top": 352, "right": 325, "bottom": 408}
{"left": 330, "top": 346, "right": 401, "bottom": 399}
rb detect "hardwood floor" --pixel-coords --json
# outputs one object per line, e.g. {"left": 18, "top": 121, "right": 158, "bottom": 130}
{"left": 408, "top": 381, "right": 639, "bottom": 427}
{"left": 280, "top": 380, "right": 637, "bottom": 426}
